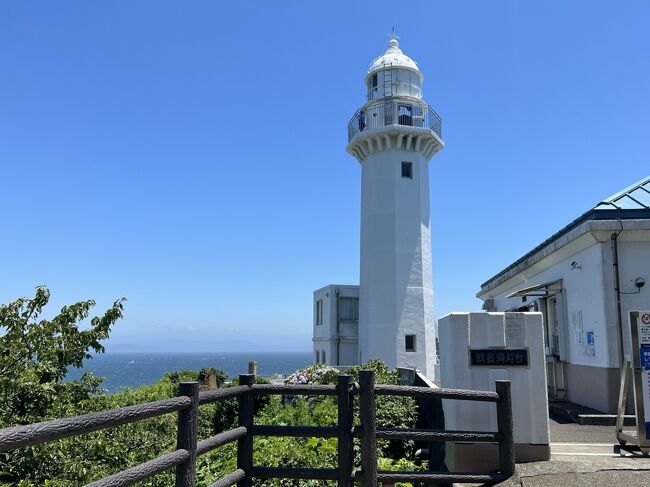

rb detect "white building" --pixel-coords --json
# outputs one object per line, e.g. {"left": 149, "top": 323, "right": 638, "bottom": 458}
{"left": 477, "top": 176, "right": 650, "bottom": 413}
{"left": 313, "top": 35, "right": 444, "bottom": 379}
{"left": 312, "top": 285, "right": 359, "bottom": 366}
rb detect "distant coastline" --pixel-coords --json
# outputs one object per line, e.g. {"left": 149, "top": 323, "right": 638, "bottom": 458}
{"left": 65, "top": 351, "right": 312, "bottom": 393}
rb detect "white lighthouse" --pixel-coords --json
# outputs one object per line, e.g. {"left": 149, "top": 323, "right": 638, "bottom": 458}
{"left": 311, "top": 34, "right": 443, "bottom": 378}
{"left": 347, "top": 34, "right": 444, "bottom": 378}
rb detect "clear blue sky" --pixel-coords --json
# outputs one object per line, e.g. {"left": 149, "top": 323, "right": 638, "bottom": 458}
{"left": 1, "top": 1, "right": 649, "bottom": 352}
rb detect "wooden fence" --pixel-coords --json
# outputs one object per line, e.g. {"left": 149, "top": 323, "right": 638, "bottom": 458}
{"left": 0, "top": 370, "right": 514, "bottom": 486}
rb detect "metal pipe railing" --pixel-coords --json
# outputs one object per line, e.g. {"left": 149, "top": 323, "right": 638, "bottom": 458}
{"left": 348, "top": 100, "right": 442, "bottom": 142}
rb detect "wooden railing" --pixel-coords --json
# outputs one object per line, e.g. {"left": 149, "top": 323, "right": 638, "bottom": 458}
{"left": 0, "top": 371, "right": 514, "bottom": 486}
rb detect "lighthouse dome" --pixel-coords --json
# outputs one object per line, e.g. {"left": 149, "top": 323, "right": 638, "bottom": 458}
{"left": 367, "top": 36, "right": 422, "bottom": 80}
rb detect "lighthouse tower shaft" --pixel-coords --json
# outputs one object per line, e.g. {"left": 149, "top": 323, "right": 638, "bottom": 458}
{"left": 346, "top": 36, "right": 443, "bottom": 378}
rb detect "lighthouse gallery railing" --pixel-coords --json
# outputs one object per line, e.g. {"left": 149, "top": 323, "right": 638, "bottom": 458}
{"left": 348, "top": 100, "right": 442, "bottom": 143}
{"left": 0, "top": 371, "right": 514, "bottom": 486}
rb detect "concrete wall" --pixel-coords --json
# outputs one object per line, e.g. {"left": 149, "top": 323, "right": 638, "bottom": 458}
{"left": 359, "top": 148, "right": 436, "bottom": 378}
{"left": 312, "top": 285, "right": 359, "bottom": 366}
{"left": 439, "top": 312, "right": 550, "bottom": 468}
{"left": 439, "top": 312, "right": 549, "bottom": 446}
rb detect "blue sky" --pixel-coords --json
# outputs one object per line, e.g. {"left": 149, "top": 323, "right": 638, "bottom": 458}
{"left": 1, "top": 1, "right": 649, "bottom": 352}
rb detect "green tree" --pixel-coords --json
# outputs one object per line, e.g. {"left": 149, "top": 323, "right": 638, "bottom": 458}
{"left": 0, "top": 286, "right": 125, "bottom": 483}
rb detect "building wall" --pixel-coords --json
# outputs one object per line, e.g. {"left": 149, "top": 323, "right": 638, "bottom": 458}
{"left": 492, "top": 243, "right": 610, "bottom": 366}
{"left": 359, "top": 149, "right": 436, "bottom": 378}
{"left": 601, "top": 239, "right": 650, "bottom": 362}
{"left": 312, "top": 285, "right": 359, "bottom": 366}
{"left": 488, "top": 243, "right": 619, "bottom": 411}
{"left": 484, "top": 229, "right": 650, "bottom": 412}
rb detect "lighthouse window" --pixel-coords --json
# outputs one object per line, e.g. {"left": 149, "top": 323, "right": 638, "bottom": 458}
{"left": 368, "top": 73, "right": 379, "bottom": 100}
{"left": 316, "top": 299, "right": 323, "bottom": 325}
{"left": 405, "top": 334, "right": 417, "bottom": 352}
{"left": 401, "top": 161, "right": 413, "bottom": 179}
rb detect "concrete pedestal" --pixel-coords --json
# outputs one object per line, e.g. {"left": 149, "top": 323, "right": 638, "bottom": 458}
{"left": 439, "top": 312, "right": 551, "bottom": 469}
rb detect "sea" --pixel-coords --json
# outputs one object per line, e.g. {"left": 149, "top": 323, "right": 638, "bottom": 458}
{"left": 65, "top": 352, "right": 312, "bottom": 394}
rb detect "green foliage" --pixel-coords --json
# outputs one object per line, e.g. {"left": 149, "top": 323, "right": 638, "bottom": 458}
{"left": 377, "top": 457, "right": 428, "bottom": 487}
{"left": 0, "top": 286, "right": 125, "bottom": 425}
{"left": 250, "top": 395, "right": 339, "bottom": 486}
{"left": 0, "top": 288, "right": 423, "bottom": 485}
{"left": 0, "top": 287, "right": 127, "bottom": 485}
{"left": 349, "top": 359, "right": 419, "bottom": 459}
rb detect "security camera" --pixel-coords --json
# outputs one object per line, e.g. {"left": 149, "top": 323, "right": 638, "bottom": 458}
{"left": 635, "top": 278, "right": 646, "bottom": 289}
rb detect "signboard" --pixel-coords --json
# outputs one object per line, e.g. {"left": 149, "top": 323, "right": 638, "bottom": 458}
{"left": 639, "top": 311, "right": 650, "bottom": 432}
{"left": 505, "top": 314, "right": 525, "bottom": 347}
{"left": 616, "top": 311, "right": 650, "bottom": 451}
{"left": 469, "top": 348, "right": 528, "bottom": 367}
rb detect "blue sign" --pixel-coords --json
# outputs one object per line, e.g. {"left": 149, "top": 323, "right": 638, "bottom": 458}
{"left": 640, "top": 345, "right": 650, "bottom": 370}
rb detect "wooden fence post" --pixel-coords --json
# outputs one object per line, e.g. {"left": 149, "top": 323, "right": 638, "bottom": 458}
{"left": 176, "top": 381, "right": 199, "bottom": 487}
{"left": 337, "top": 375, "right": 354, "bottom": 487}
{"left": 237, "top": 374, "right": 255, "bottom": 487}
{"left": 359, "top": 370, "right": 377, "bottom": 486}
{"left": 496, "top": 380, "right": 515, "bottom": 479}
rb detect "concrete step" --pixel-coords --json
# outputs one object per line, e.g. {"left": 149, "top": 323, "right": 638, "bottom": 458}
{"left": 549, "top": 401, "right": 635, "bottom": 426}
{"left": 551, "top": 442, "right": 617, "bottom": 456}
{"left": 550, "top": 441, "right": 650, "bottom": 462}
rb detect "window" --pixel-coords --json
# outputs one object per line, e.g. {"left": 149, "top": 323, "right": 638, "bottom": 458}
{"left": 315, "top": 350, "right": 320, "bottom": 363}
{"left": 405, "top": 334, "right": 416, "bottom": 352}
{"left": 322, "top": 350, "right": 326, "bottom": 364}
{"left": 339, "top": 297, "right": 359, "bottom": 321}
{"left": 367, "top": 73, "right": 379, "bottom": 100}
{"left": 401, "top": 161, "right": 413, "bottom": 179}
{"left": 316, "top": 299, "right": 323, "bottom": 325}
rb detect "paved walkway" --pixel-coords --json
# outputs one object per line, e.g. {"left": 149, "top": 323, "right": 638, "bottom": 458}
{"left": 486, "top": 418, "right": 650, "bottom": 486}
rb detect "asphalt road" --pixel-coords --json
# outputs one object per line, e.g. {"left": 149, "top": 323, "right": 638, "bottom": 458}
{"left": 549, "top": 417, "right": 616, "bottom": 443}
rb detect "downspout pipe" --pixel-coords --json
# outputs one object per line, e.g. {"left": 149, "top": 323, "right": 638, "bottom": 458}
{"left": 611, "top": 231, "right": 625, "bottom": 371}
{"left": 335, "top": 288, "right": 341, "bottom": 366}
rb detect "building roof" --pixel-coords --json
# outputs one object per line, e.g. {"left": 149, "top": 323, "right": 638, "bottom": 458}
{"left": 480, "top": 175, "right": 650, "bottom": 291}
{"left": 367, "top": 35, "right": 422, "bottom": 80}
{"left": 594, "top": 177, "right": 650, "bottom": 210}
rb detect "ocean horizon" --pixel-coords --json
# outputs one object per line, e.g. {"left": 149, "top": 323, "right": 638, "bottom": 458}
{"left": 65, "top": 351, "right": 312, "bottom": 393}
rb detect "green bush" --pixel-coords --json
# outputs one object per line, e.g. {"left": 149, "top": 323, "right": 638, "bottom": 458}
{"left": 0, "top": 289, "right": 424, "bottom": 486}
